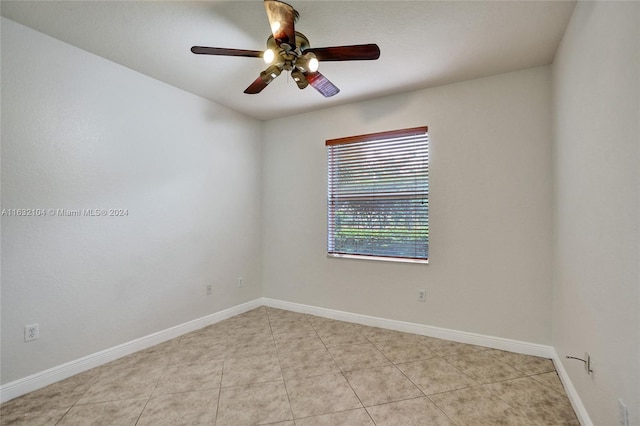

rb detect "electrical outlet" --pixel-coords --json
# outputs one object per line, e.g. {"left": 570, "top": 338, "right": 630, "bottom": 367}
{"left": 24, "top": 324, "right": 39, "bottom": 342}
{"left": 618, "top": 399, "right": 629, "bottom": 426}
{"left": 238, "top": 277, "right": 244, "bottom": 288}
{"left": 418, "top": 289, "right": 426, "bottom": 302}
{"left": 206, "top": 285, "right": 213, "bottom": 296}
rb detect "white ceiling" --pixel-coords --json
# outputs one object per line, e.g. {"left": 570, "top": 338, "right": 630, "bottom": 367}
{"left": 1, "top": 0, "right": 576, "bottom": 121}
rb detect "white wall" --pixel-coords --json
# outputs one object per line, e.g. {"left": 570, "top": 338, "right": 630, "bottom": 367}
{"left": 1, "top": 18, "right": 263, "bottom": 385}
{"left": 262, "top": 66, "right": 554, "bottom": 344}
{"left": 6, "top": 6, "right": 638, "bottom": 423}
{"left": 551, "top": 2, "right": 640, "bottom": 425}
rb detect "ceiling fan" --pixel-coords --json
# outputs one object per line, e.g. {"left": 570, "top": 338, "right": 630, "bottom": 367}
{"left": 191, "top": 0, "right": 380, "bottom": 97}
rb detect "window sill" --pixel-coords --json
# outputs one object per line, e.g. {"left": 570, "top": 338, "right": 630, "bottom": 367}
{"left": 327, "top": 253, "right": 429, "bottom": 265}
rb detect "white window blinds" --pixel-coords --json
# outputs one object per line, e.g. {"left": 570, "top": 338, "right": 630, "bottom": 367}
{"left": 326, "top": 127, "right": 429, "bottom": 262}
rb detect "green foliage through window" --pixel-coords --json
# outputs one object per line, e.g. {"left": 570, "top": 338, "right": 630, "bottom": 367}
{"left": 326, "top": 127, "right": 429, "bottom": 261}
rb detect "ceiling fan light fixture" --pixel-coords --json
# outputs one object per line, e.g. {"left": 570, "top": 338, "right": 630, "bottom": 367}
{"left": 192, "top": 0, "right": 380, "bottom": 96}
{"left": 296, "top": 53, "right": 319, "bottom": 73}
{"left": 260, "top": 64, "right": 282, "bottom": 84}
{"left": 263, "top": 48, "right": 275, "bottom": 64}
{"left": 291, "top": 69, "right": 308, "bottom": 89}
{"left": 308, "top": 57, "right": 319, "bottom": 72}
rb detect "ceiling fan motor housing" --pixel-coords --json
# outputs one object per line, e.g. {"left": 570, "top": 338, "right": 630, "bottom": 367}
{"left": 266, "top": 32, "right": 311, "bottom": 71}
{"left": 191, "top": 0, "right": 379, "bottom": 97}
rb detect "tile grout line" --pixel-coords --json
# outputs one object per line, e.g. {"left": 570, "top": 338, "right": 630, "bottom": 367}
{"left": 2, "top": 306, "right": 580, "bottom": 425}
{"left": 52, "top": 369, "right": 103, "bottom": 425}
{"left": 52, "top": 406, "right": 74, "bottom": 426}
{"left": 214, "top": 358, "right": 225, "bottom": 425}
{"left": 384, "top": 353, "right": 460, "bottom": 426}
{"left": 266, "top": 309, "right": 296, "bottom": 424}
{"left": 307, "top": 312, "right": 375, "bottom": 423}
{"left": 132, "top": 395, "right": 154, "bottom": 426}
{"left": 133, "top": 353, "right": 174, "bottom": 426}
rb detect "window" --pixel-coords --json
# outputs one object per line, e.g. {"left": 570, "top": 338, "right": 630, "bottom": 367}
{"left": 326, "top": 126, "right": 429, "bottom": 263}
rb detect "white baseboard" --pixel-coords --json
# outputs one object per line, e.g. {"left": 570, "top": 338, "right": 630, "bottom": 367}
{"left": 263, "top": 298, "right": 592, "bottom": 425}
{"left": 262, "top": 298, "right": 554, "bottom": 358}
{"left": 550, "top": 350, "right": 593, "bottom": 426}
{"left": 1, "top": 296, "right": 592, "bottom": 426}
{"left": 0, "top": 298, "right": 262, "bottom": 403}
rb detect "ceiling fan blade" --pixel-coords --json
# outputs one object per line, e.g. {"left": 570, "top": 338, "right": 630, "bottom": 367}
{"left": 191, "top": 46, "right": 263, "bottom": 58}
{"left": 304, "top": 71, "right": 340, "bottom": 97}
{"left": 304, "top": 44, "right": 380, "bottom": 61}
{"left": 244, "top": 75, "right": 270, "bottom": 94}
{"left": 264, "top": 0, "right": 298, "bottom": 46}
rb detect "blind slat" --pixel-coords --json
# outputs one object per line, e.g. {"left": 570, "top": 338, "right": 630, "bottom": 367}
{"left": 327, "top": 127, "right": 429, "bottom": 261}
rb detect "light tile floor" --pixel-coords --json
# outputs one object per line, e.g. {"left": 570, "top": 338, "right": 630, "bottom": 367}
{"left": 1, "top": 307, "right": 580, "bottom": 425}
